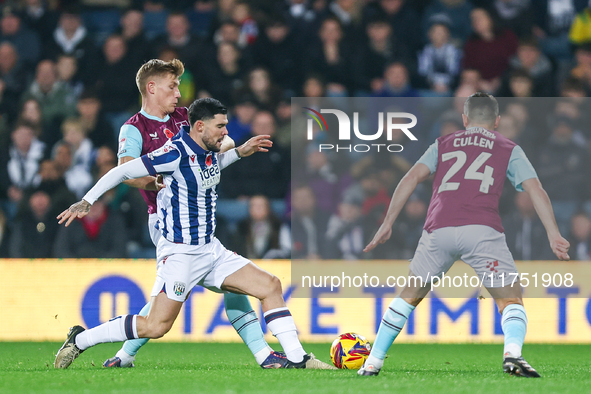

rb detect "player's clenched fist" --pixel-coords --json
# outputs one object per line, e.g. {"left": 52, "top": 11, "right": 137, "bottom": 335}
{"left": 550, "top": 236, "right": 570, "bottom": 261}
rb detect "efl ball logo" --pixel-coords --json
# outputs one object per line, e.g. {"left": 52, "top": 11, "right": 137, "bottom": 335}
{"left": 330, "top": 332, "right": 371, "bottom": 369}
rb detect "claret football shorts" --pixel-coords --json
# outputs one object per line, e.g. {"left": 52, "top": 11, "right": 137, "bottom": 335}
{"left": 408, "top": 225, "right": 518, "bottom": 288}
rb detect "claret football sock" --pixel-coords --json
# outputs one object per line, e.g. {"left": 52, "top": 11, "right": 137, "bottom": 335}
{"left": 224, "top": 292, "right": 272, "bottom": 364}
{"left": 501, "top": 304, "right": 527, "bottom": 358}
{"left": 368, "top": 297, "right": 415, "bottom": 367}
{"left": 75, "top": 315, "right": 138, "bottom": 351}
{"left": 264, "top": 307, "right": 306, "bottom": 363}
{"left": 122, "top": 302, "right": 151, "bottom": 357}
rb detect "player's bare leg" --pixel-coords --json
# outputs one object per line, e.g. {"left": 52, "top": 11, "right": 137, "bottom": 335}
{"left": 55, "top": 292, "right": 183, "bottom": 369}
{"left": 221, "top": 262, "right": 286, "bottom": 310}
{"left": 359, "top": 270, "right": 430, "bottom": 376}
{"left": 135, "top": 293, "right": 183, "bottom": 338}
{"left": 487, "top": 285, "right": 540, "bottom": 378}
{"left": 106, "top": 215, "right": 283, "bottom": 369}
{"left": 221, "top": 292, "right": 286, "bottom": 368}
{"left": 221, "top": 263, "right": 336, "bottom": 369}
{"left": 107, "top": 292, "right": 284, "bottom": 369}
{"left": 104, "top": 302, "right": 151, "bottom": 368}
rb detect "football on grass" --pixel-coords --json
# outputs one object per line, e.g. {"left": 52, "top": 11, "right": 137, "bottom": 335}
{"left": 330, "top": 332, "right": 371, "bottom": 369}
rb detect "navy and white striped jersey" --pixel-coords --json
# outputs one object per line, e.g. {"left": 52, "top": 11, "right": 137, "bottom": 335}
{"left": 140, "top": 126, "right": 240, "bottom": 245}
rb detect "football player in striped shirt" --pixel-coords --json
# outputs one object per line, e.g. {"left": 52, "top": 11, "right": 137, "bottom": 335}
{"left": 102, "top": 59, "right": 286, "bottom": 369}
{"left": 54, "top": 98, "right": 335, "bottom": 370}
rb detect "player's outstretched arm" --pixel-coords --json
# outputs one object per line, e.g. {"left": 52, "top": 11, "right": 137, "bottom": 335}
{"left": 236, "top": 134, "right": 273, "bottom": 157}
{"left": 521, "top": 178, "right": 570, "bottom": 260}
{"left": 57, "top": 158, "right": 151, "bottom": 227}
{"left": 119, "top": 156, "right": 163, "bottom": 191}
{"left": 364, "top": 163, "right": 431, "bottom": 252}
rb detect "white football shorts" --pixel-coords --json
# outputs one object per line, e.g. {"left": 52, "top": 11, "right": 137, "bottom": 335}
{"left": 148, "top": 213, "right": 161, "bottom": 246}
{"left": 150, "top": 237, "right": 250, "bottom": 302}
{"left": 408, "top": 225, "right": 517, "bottom": 288}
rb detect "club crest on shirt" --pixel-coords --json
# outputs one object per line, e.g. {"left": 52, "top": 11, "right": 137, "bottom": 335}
{"left": 486, "top": 260, "right": 499, "bottom": 273}
{"left": 173, "top": 281, "right": 186, "bottom": 296}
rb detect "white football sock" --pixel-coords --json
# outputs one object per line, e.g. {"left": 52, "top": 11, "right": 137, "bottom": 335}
{"left": 115, "top": 348, "right": 136, "bottom": 365}
{"left": 504, "top": 344, "right": 522, "bottom": 358}
{"left": 365, "top": 354, "right": 384, "bottom": 370}
{"left": 264, "top": 307, "right": 306, "bottom": 363}
{"left": 75, "top": 315, "right": 138, "bottom": 351}
{"left": 253, "top": 347, "right": 272, "bottom": 365}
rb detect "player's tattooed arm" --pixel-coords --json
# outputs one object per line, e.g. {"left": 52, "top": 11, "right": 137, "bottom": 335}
{"left": 236, "top": 135, "right": 273, "bottom": 158}
{"left": 57, "top": 200, "right": 91, "bottom": 227}
{"left": 119, "top": 156, "right": 165, "bottom": 191}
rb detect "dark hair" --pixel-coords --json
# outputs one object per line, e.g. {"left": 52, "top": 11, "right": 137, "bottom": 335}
{"left": 78, "top": 88, "right": 100, "bottom": 101}
{"left": 265, "top": 14, "right": 288, "bottom": 28}
{"left": 188, "top": 98, "right": 228, "bottom": 125}
{"left": 572, "top": 210, "right": 591, "bottom": 221}
{"left": 463, "top": 92, "right": 499, "bottom": 125}
{"left": 510, "top": 68, "right": 532, "bottom": 81}
{"left": 366, "top": 14, "right": 390, "bottom": 27}
{"left": 220, "top": 19, "right": 240, "bottom": 29}
{"left": 577, "top": 42, "right": 591, "bottom": 53}
{"left": 561, "top": 76, "right": 586, "bottom": 95}
{"left": 518, "top": 36, "right": 539, "bottom": 49}
{"left": 470, "top": 8, "right": 502, "bottom": 39}
{"left": 13, "top": 119, "right": 38, "bottom": 133}
{"left": 320, "top": 16, "right": 343, "bottom": 33}
{"left": 167, "top": 11, "right": 188, "bottom": 21}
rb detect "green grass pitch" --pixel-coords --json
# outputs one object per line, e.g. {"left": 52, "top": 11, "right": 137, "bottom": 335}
{"left": 0, "top": 342, "right": 589, "bottom": 393}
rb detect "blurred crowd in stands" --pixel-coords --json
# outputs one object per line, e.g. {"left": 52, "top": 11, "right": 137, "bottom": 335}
{"left": 0, "top": 0, "right": 590, "bottom": 261}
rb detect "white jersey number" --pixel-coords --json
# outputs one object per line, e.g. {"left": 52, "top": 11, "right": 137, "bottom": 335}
{"left": 438, "top": 151, "right": 494, "bottom": 194}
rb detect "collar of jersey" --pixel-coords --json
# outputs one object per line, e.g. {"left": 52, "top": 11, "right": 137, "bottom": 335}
{"left": 179, "top": 125, "right": 207, "bottom": 154}
{"left": 466, "top": 126, "right": 489, "bottom": 132}
{"left": 140, "top": 108, "right": 170, "bottom": 122}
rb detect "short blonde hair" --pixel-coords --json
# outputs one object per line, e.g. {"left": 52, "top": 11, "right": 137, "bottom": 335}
{"left": 61, "top": 117, "right": 85, "bottom": 136}
{"left": 135, "top": 58, "right": 184, "bottom": 96}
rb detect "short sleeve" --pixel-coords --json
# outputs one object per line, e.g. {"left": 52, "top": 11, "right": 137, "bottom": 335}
{"left": 118, "top": 124, "right": 143, "bottom": 159}
{"left": 507, "top": 145, "right": 537, "bottom": 192}
{"left": 140, "top": 144, "right": 181, "bottom": 176}
{"left": 416, "top": 140, "right": 439, "bottom": 174}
